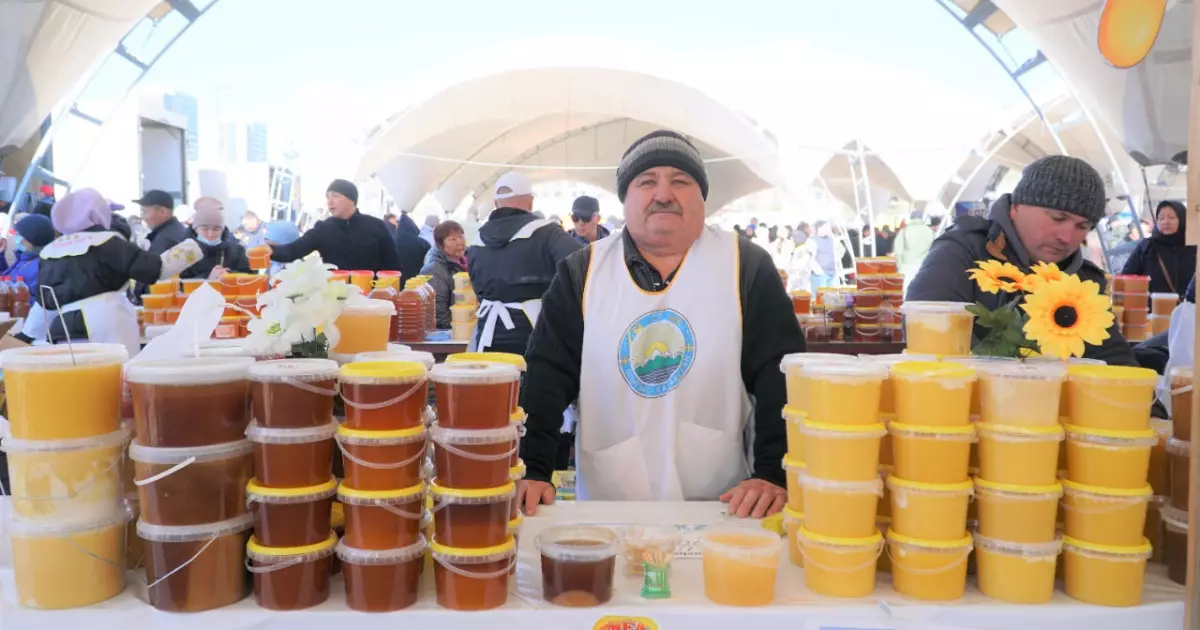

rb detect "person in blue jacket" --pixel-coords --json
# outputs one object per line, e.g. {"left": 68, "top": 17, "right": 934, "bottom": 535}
{"left": 3, "top": 214, "right": 55, "bottom": 306}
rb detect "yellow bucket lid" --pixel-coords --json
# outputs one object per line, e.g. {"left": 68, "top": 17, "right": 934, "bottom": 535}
{"left": 511, "top": 409, "right": 526, "bottom": 424}
{"left": 510, "top": 462, "right": 527, "bottom": 479}
{"left": 886, "top": 529, "right": 973, "bottom": 549}
{"left": 887, "top": 476, "right": 973, "bottom": 494}
{"left": 801, "top": 420, "right": 888, "bottom": 435}
{"left": 889, "top": 361, "right": 976, "bottom": 381}
{"left": 429, "top": 480, "right": 516, "bottom": 500}
{"left": 1061, "top": 479, "right": 1153, "bottom": 498}
{"left": 781, "top": 454, "right": 806, "bottom": 471}
{"left": 781, "top": 506, "right": 804, "bottom": 523}
{"left": 340, "top": 360, "right": 426, "bottom": 382}
{"left": 447, "top": 351, "right": 527, "bottom": 371}
{"left": 781, "top": 405, "right": 806, "bottom": 423}
{"left": 797, "top": 525, "right": 882, "bottom": 547}
{"left": 336, "top": 424, "right": 426, "bottom": 441}
{"left": 889, "top": 422, "right": 976, "bottom": 436}
{"left": 337, "top": 482, "right": 425, "bottom": 501}
{"left": 1062, "top": 535, "right": 1153, "bottom": 556}
{"left": 974, "top": 478, "right": 1063, "bottom": 496}
{"left": 248, "top": 531, "right": 338, "bottom": 557}
{"left": 429, "top": 536, "right": 516, "bottom": 558}
{"left": 246, "top": 478, "right": 338, "bottom": 498}
{"left": 1067, "top": 364, "right": 1158, "bottom": 383}
{"left": 761, "top": 512, "right": 786, "bottom": 534}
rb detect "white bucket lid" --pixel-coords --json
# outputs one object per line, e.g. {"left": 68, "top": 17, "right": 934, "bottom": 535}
{"left": 136, "top": 513, "right": 253, "bottom": 543}
{"left": 1, "top": 343, "right": 128, "bottom": 371}
{"left": 129, "top": 438, "right": 252, "bottom": 464}
{"left": 249, "top": 358, "right": 340, "bottom": 383}
{"left": 126, "top": 356, "right": 255, "bottom": 385}
{"left": 245, "top": 421, "right": 338, "bottom": 444}
{"left": 779, "top": 352, "right": 859, "bottom": 373}
{"left": 2, "top": 425, "right": 129, "bottom": 453}
{"left": 975, "top": 361, "right": 1067, "bottom": 380}
{"left": 430, "top": 423, "right": 520, "bottom": 445}
{"left": 899, "top": 301, "right": 974, "bottom": 315}
{"left": 337, "top": 536, "right": 427, "bottom": 565}
{"left": 800, "top": 361, "right": 888, "bottom": 379}
{"left": 430, "top": 361, "right": 519, "bottom": 385}
{"left": 341, "top": 299, "right": 396, "bottom": 316}
{"left": 536, "top": 525, "right": 619, "bottom": 561}
{"left": 8, "top": 503, "right": 133, "bottom": 537}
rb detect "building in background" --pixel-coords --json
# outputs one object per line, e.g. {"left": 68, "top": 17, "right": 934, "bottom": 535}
{"left": 246, "top": 122, "right": 268, "bottom": 163}
{"left": 161, "top": 91, "right": 199, "bottom": 161}
{"left": 218, "top": 121, "right": 270, "bottom": 164}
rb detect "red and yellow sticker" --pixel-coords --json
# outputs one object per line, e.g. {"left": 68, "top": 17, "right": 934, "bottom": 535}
{"left": 592, "top": 617, "right": 660, "bottom": 630}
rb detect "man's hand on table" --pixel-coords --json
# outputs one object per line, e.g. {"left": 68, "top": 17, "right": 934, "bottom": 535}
{"left": 720, "top": 478, "right": 786, "bottom": 519}
{"left": 518, "top": 479, "right": 556, "bottom": 516}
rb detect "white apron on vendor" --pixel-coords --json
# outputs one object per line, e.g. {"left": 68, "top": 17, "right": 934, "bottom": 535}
{"left": 469, "top": 219, "right": 552, "bottom": 352}
{"left": 575, "top": 227, "right": 752, "bottom": 501}
{"left": 24, "top": 232, "right": 201, "bottom": 358}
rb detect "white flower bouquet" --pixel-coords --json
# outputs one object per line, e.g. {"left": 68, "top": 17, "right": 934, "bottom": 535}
{"left": 244, "top": 255, "right": 369, "bottom": 358}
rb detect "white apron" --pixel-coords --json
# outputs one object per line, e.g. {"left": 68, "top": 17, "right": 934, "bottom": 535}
{"left": 470, "top": 219, "right": 552, "bottom": 352}
{"left": 576, "top": 227, "right": 751, "bottom": 501}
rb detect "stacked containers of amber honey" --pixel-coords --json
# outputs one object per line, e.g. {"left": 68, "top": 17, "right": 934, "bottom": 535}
{"left": 1149, "top": 290, "right": 1180, "bottom": 337}
{"left": 124, "top": 356, "right": 258, "bottom": 612}
{"left": 1112, "top": 275, "right": 1151, "bottom": 342}
{"left": 450, "top": 272, "right": 478, "bottom": 341}
{"left": 853, "top": 257, "right": 905, "bottom": 344}
{"left": 1162, "top": 365, "right": 1193, "bottom": 586}
{"left": 241, "top": 358, "right": 342, "bottom": 610}
{"left": 1, "top": 344, "right": 132, "bottom": 609}
{"left": 333, "top": 359, "right": 430, "bottom": 611}
{"left": 427, "top": 358, "right": 522, "bottom": 611}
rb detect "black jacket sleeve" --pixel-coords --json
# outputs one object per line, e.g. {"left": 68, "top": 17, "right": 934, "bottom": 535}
{"left": 98, "top": 237, "right": 163, "bottom": 285}
{"left": 271, "top": 222, "right": 322, "bottom": 263}
{"left": 226, "top": 242, "right": 251, "bottom": 273}
{"left": 544, "top": 226, "right": 586, "bottom": 267}
{"left": 1121, "top": 241, "right": 1150, "bottom": 276}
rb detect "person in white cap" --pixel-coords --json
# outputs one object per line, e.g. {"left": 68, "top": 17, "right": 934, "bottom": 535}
{"left": 467, "top": 171, "right": 583, "bottom": 354}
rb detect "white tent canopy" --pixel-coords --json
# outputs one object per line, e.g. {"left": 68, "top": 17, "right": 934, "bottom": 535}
{"left": 356, "top": 67, "right": 791, "bottom": 215}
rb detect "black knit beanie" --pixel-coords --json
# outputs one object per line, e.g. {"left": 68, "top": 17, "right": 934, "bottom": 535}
{"left": 616, "top": 130, "right": 709, "bottom": 202}
{"left": 327, "top": 179, "right": 359, "bottom": 205}
{"left": 1011, "top": 155, "right": 1106, "bottom": 224}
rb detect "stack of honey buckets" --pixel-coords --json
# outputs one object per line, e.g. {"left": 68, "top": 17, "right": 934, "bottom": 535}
{"left": 426, "top": 352, "right": 525, "bottom": 611}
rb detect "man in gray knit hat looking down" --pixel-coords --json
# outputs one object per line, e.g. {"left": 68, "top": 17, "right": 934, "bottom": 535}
{"left": 908, "top": 155, "right": 1135, "bottom": 365}
{"left": 517, "top": 129, "right": 805, "bottom": 518}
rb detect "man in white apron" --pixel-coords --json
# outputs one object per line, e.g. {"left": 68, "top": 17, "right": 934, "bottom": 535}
{"left": 517, "top": 130, "right": 805, "bottom": 518}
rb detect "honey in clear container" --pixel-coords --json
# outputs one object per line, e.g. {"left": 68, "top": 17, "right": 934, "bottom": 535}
{"left": 331, "top": 299, "right": 396, "bottom": 356}
{"left": 130, "top": 439, "right": 253, "bottom": 526}
{"left": 247, "top": 533, "right": 336, "bottom": 611}
{"left": 245, "top": 422, "right": 338, "bottom": 488}
{"left": 397, "top": 282, "right": 427, "bottom": 343}
{"left": 126, "top": 357, "right": 256, "bottom": 447}
{"left": 337, "top": 425, "right": 427, "bottom": 490}
{"left": 339, "top": 483, "right": 425, "bottom": 550}
{"left": 430, "top": 481, "right": 514, "bottom": 548}
{"left": 537, "top": 525, "right": 618, "bottom": 607}
{"left": 445, "top": 352, "right": 527, "bottom": 414}
{"left": 4, "top": 344, "right": 128, "bottom": 440}
{"left": 431, "top": 362, "right": 521, "bottom": 430}
{"left": 339, "top": 360, "right": 429, "bottom": 430}
{"left": 247, "top": 479, "right": 337, "bottom": 547}
{"left": 431, "top": 424, "right": 521, "bottom": 489}
{"left": 368, "top": 279, "right": 399, "bottom": 341}
{"left": 431, "top": 537, "right": 515, "bottom": 611}
{"left": 138, "top": 514, "right": 253, "bottom": 612}
{"left": 249, "top": 359, "right": 339, "bottom": 429}
{"left": 338, "top": 538, "right": 426, "bottom": 612}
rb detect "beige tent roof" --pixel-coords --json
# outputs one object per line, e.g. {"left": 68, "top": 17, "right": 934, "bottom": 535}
{"left": 814, "top": 142, "right": 914, "bottom": 212}
{"left": 356, "top": 67, "right": 790, "bottom": 214}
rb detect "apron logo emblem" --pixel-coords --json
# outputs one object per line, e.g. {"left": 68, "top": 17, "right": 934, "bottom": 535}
{"left": 617, "top": 308, "right": 695, "bottom": 398}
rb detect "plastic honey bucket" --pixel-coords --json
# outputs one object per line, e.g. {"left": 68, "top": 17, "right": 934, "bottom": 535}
{"left": 887, "top": 477, "right": 972, "bottom": 541}
{"left": 973, "top": 479, "right": 1061, "bottom": 543}
{"left": 1061, "top": 480, "right": 1153, "bottom": 546}
{"left": 1064, "top": 424, "right": 1157, "bottom": 489}
{"left": 878, "top": 413, "right": 895, "bottom": 466}
{"left": 9, "top": 506, "right": 132, "bottom": 609}
{"left": 1065, "top": 365, "right": 1158, "bottom": 432}
{"left": 888, "top": 362, "right": 976, "bottom": 428}
{"left": 800, "top": 473, "right": 883, "bottom": 538}
{"left": 782, "top": 506, "right": 804, "bottom": 567}
{"left": 975, "top": 423, "right": 1064, "bottom": 486}
{"left": 975, "top": 362, "right": 1067, "bottom": 428}
{"left": 782, "top": 405, "right": 805, "bottom": 462}
{"left": 887, "top": 530, "right": 972, "bottom": 601}
{"left": 889, "top": 423, "right": 975, "bottom": 484}
{"left": 782, "top": 455, "right": 806, "bottom": 512}
{"left": 799, "top": 420, "right": 887, "bottom": 482}
{"left": 899, "top": 301, "right": 976, "bottom": 357}
{"left": 861, "top": 353, "right": 938, "bottom": 414}
{"left": 942, "top": 356, "right": 1021, "bottom": 419}
{"left": 798, "top": 361, "right": 888, "bottom": 426}
{"left": 973, "top": 533, "right": 1062, "bottom": 604}
{"left": 778, "top": 353, "right": 859, "bottom": 413}
{"left": 1062, "top": 536, "right": 1152, "bottom": 607}
{"left": 795, "top": 526, "right": 883, "bottom": 598}
{"left": 3, "top": 426, "right": 130, "bottom": 522}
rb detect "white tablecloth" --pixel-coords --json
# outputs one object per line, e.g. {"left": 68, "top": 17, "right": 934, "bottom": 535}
{"left": 0, "top": 500, "right": 1185, "bottom": 630}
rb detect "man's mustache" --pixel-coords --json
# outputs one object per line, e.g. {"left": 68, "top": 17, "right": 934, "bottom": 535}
{"left": 647, "top": 202, "right": 682, "bottom": 215}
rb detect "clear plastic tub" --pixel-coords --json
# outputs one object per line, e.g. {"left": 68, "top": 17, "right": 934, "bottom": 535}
{"left": 800, "top": 473, "right": 883, "bottom": 538}
{"left": 700, "top": 526, "right": 783, "bottom": 607}
{"left": 4, "top": 426, "right": 130, "bottom": 521}
{"left": 900, "top": 301, "right": 976, "bottom": 356}
{"left": 249, "top": 359, "right": 339, "bottom": 428}
{"left": 246, "top": 478, "right": 337, "bottom": 547}
{"left": 1168, "top": 437, "right": 1190, "bottom": 511}
{"left": 799, "top": 420, "right": 887, "bottom": 481}
{"left": 137, "top": 513, "right": 253, "bottom": 611}
{"left": 799, "top": 361, "right": 888, "bottom": 426}
{"left": 338, "top": 482, "right": 425, "bottom": 550}
{"left": 795, "top": 526, "right": 883, "bottom": 598}
{"left": 889, "top": 362, "right": 976, "bottom": 427}
{"left": 782, "top": 507, "right": 804, "bottom": 567}
{"left": 974, "top": 534, "right": 1062, "bottom": 604}
{"left": 783, "top": 455, "right": 806, "bottom": 512}
{"left": 974, "top": 479, "right": 1062, "bottom": 543}
{"left": 975, "top": 423, "right": 1064, "bottom": 486}
{"left": 1148, "top": 419, "right": 1171, "bottom": 497}
{"left": 432, "top": 362, "right": 521, "bottom": 430}
{"left": 127, "top": 356, "right": 255, "bottom": 447}
{"left": 1066, "top": 365, "right": 1158, "bottom": 431}
{"left": 10, "top": 507, "right": 131, "bottom": 609}
{"left": 336, "top": 424, "right": 427, "bottom": 490}
{"left": 130, "top": 439, "right": 253, "bottom": 526}
{"left": 621, "top": 524, "right": 681, "bottom": 576}
{"left": 778, "top": 352, "right": 861, "bottom": 412}
{"left": 1169, "top": 366, "right": 1193, "bottom": 441}
{"left": 1062, "top": 536, "right": 1152, "bottom": 607}
{"left": 1151, "top": 292, "right": 1179, "bottom": 313}
{"left": 976, "top": 362, "right": 1066, "bottom": 428}
{"left": 887, "top": 477, "right": 972, "bottom": 540}
{"left": 245, "top": 421, "right": 337, "bottom": 488}
{"left": 1160, "top": 505, "right": 1188, "bottom": 584}
{"left": 1064, "top": 424, "right": 1157, "bottom": 489}
{"left": 861, "top": 353, "right": 938, "bottom": 414}
{"left": 1062, "top": 480, "right": 1153, "bottom": 546}
{"left": 782, "top": 405, "right": 805, "bottom": 461}
{"left": 3, "top": 343, "right": 128, "bottom": 439}
{"left": 338, "top": 537, "right": 427, "bottom": 612}
{"left": 430, "top": 480, "right": 515, "bottom": 548}
{"left": 890, "top": 422, "right": 975, "bottom": 484}
{"left": 431, "top": 537, "right": 516, "bottom": 611}
{"left": 247, "top": 532, "right": 337, "bottom": 610}
{"left": 446, "top": 351, "right": 527, "bottom": 413}
{"left": 339, "top": 360, "right": 429, "bottom": 431}
{"left": 887, "top": 530, "right": 972, "bottom": 601}
{"left": 431, "top": 424, "right": 520, "bottom": 489}
{"left": 537, "top": 525, "right": 618, "bottom": 607}
{"left": 331, "top": 299, "right": 396, "bottom": 355}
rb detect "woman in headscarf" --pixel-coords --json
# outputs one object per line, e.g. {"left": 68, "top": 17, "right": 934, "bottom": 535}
{"left": 25, "top": 188, "right": 202, "bottom": 356}
{"left": 1121, "top": 201, "right": 1196, "bottom": 296}
{"left": 181, "top": 199, "right": 250, "bottom": 280}
{"left": 419, "top": 220, "right": 468, "bottom": 329}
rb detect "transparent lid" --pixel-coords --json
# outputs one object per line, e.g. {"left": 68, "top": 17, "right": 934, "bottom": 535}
{"left": 1151, "top": 292, "right": 1179, "bottom": 300}
{"left": 887, "top": 529, "right": 973, "bottom": 550}
{"left": 779, "top": 352, "right": 859, "bottom": 373}
{"left": 430, "top": 423, "right": 519, "bottom": 445}
{"left": 247, "top": 532, "right": 338, "bottom": 560}
{"left": 429, "top": 479, "right": 515, "bottom": 504}
{"left": 699, "top": 526, "right": 783, "bottom": 556}
{"left": 137, "top": 512, "right": 253, "bottom": 542}
{"left": 1061, "top": 479, "right": 1153, "bottom": 499}
{"left": 336, "top": 424, "right": 426, "bottom": 446}
{"left": 245, "top": 421, "right": 338, "bottom": 444}
{"left": 889, "top": 361, "right": 976, "bottom": 382}
{"left": 1166, "top": 437, "right": 1190, "bottom": 457}
{"left": 1025, "top": 355, "right": 1105, "bottom": 366}
{"left": 337, "top": 536, "right": 427, "bottom": 564}
{"left": 129, "top": 438, "right": 251, "bottom": 464}
{"left": 887, "top": 476, "right": 973, "bottom": 496}
{"left": 430, "top": 536, "right": 516, "bottom": 563}
{"left": 973, "top": 479, "right": 1063, "bottom": 498}
{"left": 799, "top": 421, "right": 887, "bottom": 439}
{"left": 249, "top": 359, "right": 340, "bottom": 383}
{"left": 1066, "top": 364, "right": 1158, "bottom": 384}
{"left": 1160, "top": 505, "right": 1189, "bottom": 531}
{"left": 973, "top": 532, "right": 1063, "bottom": 557}
{"left": 1062, "top": 535, "right": 1153, "bottom": 558}
{"left": 974, "top": 423, "right": 1064, "bottom": 442}
{"left": 126, "top": 356, "right": 255, "bottom": 385}
{"left": 8, "top": 503, "right": 133, "bottom": 537}
{"left": 1169, "top": 366, "right": 1194, "bottom": 379}
{"left": 1063, "top": 423, "right": 1157, "bottom": 446}
{"left": 782, "top": 506, "right": 804, "bottom": 524}
{"left": 861, "top": 353, "right": 939, "bottom": 365}
{"left": 798, "top": 472, "right": 884, "bottom": 496}
{"left": 1, "top": 343, "right": 128, "bottom": 371}
{"left": 799, "top": 362, "right": 888, "bottom": 380}
{"left": 899, "top": 301, "right": 974, "bottom": 315}
{"left": 341, "top": 299, "right": 396, "bottom": 316}
{"left": 246, "top": 478, "right": 337, "bottom": 504}
{"left": 782, "top": 454, "right": 806, "bottom": 472}
{"left": 537, "top": 525, "right": 619, "bottom": 561}
{"left": 430, "top": 361, "right": 520, "bottom": 385}
{"left": 2, "top": 425, "right": 130, "bottom": 454}
{"left": 975, "top": 361, "right": 1067, "bottom": 380}
{"left": 447, "top": 351, "right": 527, "bottom": 372}
{"left": 796, "top": 525, "right": 883, "bottom": 550}
{"left": 781, "top": 405, "right": 805, "bottom": 424}
{"left": 337, "top": 482, "right": 425, "bottom": 504}
{"left": 889, "top": 422, "right": 976, "bottom": 441}
{"left": 355, "top": 350, "right": 435, "bottom": 371}
{"left": 339, "top": 360, "right": 426, "bottom": 384}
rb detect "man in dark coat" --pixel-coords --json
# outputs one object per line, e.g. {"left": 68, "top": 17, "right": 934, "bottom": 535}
{"left": 567, "top": 195, "right": 611, "bottom": 245}
{"left": 394, "top": 212, "right": 431, "bottom": 284}
{"left": 270, "top": 179, "right": 401, "bottom": 272}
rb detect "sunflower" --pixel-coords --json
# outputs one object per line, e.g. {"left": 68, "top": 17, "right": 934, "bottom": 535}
{"left": 967, "top": 260, "right": 1027, "bottom": 294}
{"left": 1022, "top": 262, "right": 1066, "bottom": 291}
{"left": 1021, "top": 274, "right": 1114, "bottom": 358}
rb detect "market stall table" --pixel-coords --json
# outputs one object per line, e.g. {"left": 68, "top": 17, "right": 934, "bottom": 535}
{"left": 0, "top": 500, "right": 1183, "bottom": 629}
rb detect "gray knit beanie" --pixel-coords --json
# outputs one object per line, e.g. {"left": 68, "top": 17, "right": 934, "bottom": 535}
{"left": 1011, "top": 155, "right": 1107, "bottom": 224}
{"left": 616, "top": 130, "right": 709, "bottom": 202}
